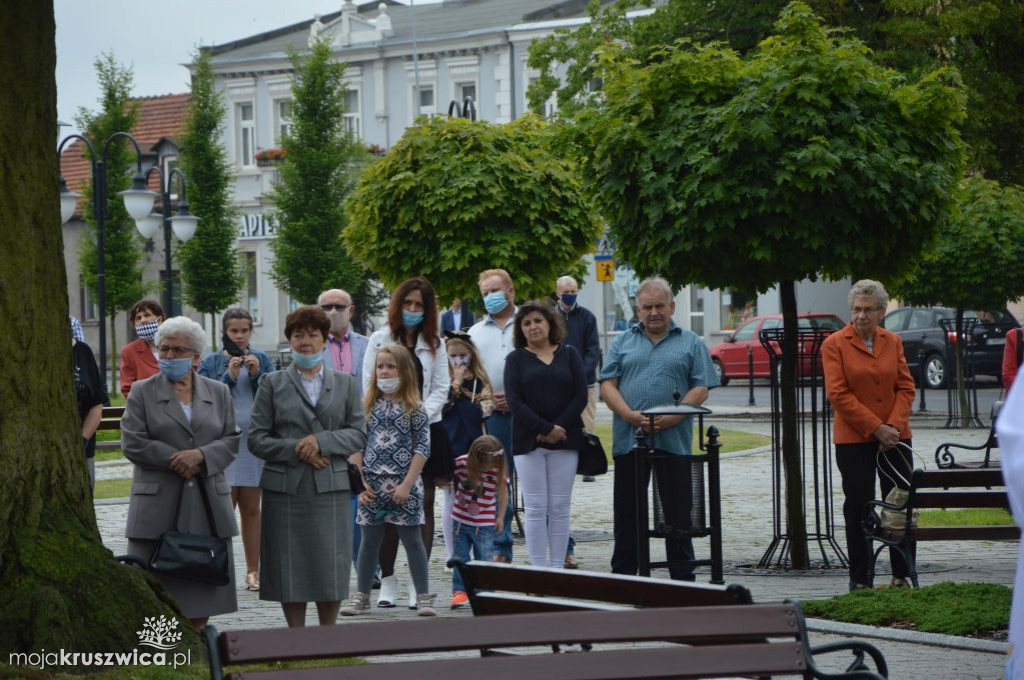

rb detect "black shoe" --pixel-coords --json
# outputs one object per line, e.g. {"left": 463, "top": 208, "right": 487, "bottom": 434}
{"left": 582, "top": 475, "right": 596, "bottom": 482}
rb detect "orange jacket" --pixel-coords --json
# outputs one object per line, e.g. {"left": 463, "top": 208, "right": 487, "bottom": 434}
{"left": 119, "top": 337, "right": 160, "bottom": 398}
{"left": 822, "top": 325, "right": 915, "bottom": 445}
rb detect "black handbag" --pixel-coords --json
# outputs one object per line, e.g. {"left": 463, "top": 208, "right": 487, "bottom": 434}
{"left": 577, "top": 432, "right": 608, "bottom": 477}
{"left": 347, "top": 464, "right": 366, "bottom": 495}
{"left": 149, "top": 476, "right": 230, "bottom": 585}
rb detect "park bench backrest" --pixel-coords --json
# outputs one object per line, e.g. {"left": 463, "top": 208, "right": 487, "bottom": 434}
{"left": 205, "top": 604, "right": 822, "bottom": 680}
{"left": 453, "top": 560, "right": 752, "bottom": 617}
{"left": 911, "top": 468, "right": 1010, "bottom": 510}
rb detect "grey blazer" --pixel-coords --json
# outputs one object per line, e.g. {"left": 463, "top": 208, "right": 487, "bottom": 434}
{"left": 248, "top": 364, "right": 367, "bottom": 495}
{"left": 121, "top": 372, "right": 240, "bottom": 540}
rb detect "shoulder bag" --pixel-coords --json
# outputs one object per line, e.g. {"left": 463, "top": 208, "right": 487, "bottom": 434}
{"left": 149, "top": 476, "right": 230, "bottom": 585}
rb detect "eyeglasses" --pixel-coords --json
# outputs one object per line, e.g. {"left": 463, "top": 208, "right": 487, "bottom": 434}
{"left": 851, "top": 306, "right": 882, "bottom": 316}
{"left": 320, "top": 304, "right": 350, "bottom": 312}
{"left": 157, "top": 345, "right": 195, "bottom": 357}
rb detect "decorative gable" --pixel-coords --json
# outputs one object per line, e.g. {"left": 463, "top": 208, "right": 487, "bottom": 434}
{"left": 309, "top": 2, "right": 394, "bottom": 48}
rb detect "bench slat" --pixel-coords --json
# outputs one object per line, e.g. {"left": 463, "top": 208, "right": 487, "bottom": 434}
{"left": 914, "top": 469, "right": 1005, "bottom": 488}
{"left": 914, "top": 491, "right": 1010, "bottom": 509}
{"left": 914, "top": 525, "right": 1020, "bottom": 541}
{"left": 473, "top": 592, "right": 630, "bottom": 616}
{"left": 227, "top": 642, "right": 808, "bottom": 680}
{"left": 219, "top": 606, "right": 800, "bottom": 665}
{"left": 458, "top": 561, "right": 752, "bottom": 607}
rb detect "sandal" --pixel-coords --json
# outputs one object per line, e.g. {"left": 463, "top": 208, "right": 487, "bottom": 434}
{"left": 245, "top": 570, "right": 260, "bottom": 591}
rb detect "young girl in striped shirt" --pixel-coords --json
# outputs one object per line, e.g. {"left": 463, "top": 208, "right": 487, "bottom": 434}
{"left": 449, "top": 435, "right": 508, "bottom": 608}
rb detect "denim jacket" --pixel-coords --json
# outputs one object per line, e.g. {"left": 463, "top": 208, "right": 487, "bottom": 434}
{"left": 198, "top": 349, "right": 274, "bottom": 394}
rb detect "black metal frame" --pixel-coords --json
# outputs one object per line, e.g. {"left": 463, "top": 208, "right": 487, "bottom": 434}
{"left": 938, "top": 317, "right": 984, "bottom": 428}
{"left": 633, "top": 405, "right": 724, "bottom": 584}
{"left": 757, "top": 327, "right": 847, "bottom": 569}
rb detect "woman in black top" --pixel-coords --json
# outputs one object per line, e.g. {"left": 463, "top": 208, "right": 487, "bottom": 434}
{"left": 73, "top": 337, "right": 107, "bottom": 491}
{"left": 504, "top": 300, "right": 587, "bottom": 568}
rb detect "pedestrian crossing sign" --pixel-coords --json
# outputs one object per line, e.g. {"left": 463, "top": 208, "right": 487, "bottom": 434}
{"left": 595, "top": 257, "right": 615, "bottom": 282}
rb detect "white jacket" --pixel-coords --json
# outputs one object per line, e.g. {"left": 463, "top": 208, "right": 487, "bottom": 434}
{"left": 361, "top": 325, "right": 449, "bottom": 423}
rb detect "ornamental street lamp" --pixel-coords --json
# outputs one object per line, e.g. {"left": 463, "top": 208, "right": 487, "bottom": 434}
{"left": 58, "top": 132, "right": 157, "bottom": 394}
{"left": 133, "top": 166, "right": 198, "bottom": 314}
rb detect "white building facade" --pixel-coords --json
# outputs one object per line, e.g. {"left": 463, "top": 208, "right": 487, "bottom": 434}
{"left": 203, "top": 0, "right": 852, "bottom": 354}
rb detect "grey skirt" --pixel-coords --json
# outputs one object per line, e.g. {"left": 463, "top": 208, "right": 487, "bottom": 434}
{"left": 260, "top": 466, "right": 352, "bottom": 603}
{"left": 127, "top": 538, "right": 237, "bottom": 619}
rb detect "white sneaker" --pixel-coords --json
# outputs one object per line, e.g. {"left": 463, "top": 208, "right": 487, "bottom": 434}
{"left": 408, "top": 583, "right": 417, "bottom": 609}
{"left": 377, "top": 575, "right": 397, "bottom": 608}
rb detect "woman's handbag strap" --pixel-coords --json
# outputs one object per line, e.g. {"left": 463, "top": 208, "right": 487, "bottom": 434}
{"left": 170, "top": 474, "right": 220, "bottom": 537}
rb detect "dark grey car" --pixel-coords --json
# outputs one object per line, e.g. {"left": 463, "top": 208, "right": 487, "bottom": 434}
{"left": 882, "top": 307, "right": 1019, "bottom": 389}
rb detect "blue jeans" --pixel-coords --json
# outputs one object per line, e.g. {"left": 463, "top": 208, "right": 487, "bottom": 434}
{"left": 486, "top": 412, "right": 515, "bottom": 560}
{"left": 451, "top": 522, "right": 497, "bottom": 593}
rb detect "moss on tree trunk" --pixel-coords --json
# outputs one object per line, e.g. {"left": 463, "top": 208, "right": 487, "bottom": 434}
{"left": 0, "top": 0, "right": 200, "bottom": 665}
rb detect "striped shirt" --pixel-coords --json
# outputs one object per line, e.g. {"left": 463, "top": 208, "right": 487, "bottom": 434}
{"left": 452, "top": 455, "right": 500, "bottom": 527}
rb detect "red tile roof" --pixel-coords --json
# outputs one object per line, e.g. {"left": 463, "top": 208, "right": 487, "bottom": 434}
{"left": 60, "top": 93, "right": 191, "bottom": 215}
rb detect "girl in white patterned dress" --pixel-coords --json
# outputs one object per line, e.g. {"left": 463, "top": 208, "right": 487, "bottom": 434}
{"left": 342, "top": 345, "right": 436, "bottom": 616}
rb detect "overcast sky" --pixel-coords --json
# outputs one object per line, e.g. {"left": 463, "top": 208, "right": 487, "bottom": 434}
{"left": 55, "top": 0, "right": 441, "bottom": 138}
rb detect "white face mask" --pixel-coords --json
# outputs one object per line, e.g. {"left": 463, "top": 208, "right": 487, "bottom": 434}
{"left": 448, "top": 355, "right": 470, "bottom": 367}
{"left": 377, "top": 377, "right": 401, "bottom": 394}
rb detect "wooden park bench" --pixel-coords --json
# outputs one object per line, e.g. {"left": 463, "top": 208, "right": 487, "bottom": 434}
{"left": 203, "top": 602, "right": 889, "bottom": 679}
{"left": 934, "top": 401, "right": 1003, "bottom": 469}
{"left": 95, "top": 405, "right": 125, "bottom": 452}
{"left": 866, "top": 467, "right": 1019, "bottom": 587}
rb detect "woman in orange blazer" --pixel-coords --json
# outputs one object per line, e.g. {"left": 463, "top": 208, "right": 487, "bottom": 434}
{"left": 119, "top": 299, "right": 165, "bottom": 398}
{"left": 822, "top": 279, "right": 915, "bottom": 591}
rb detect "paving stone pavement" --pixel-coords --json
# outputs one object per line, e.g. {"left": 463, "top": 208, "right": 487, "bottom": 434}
{"left": 94, "top": 408, "right": 1013, "bottom": 679}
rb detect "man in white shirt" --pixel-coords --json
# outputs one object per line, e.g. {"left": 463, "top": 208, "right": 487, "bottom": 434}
{"left": 468, "top": 268, "right": 518, "bottom": 562}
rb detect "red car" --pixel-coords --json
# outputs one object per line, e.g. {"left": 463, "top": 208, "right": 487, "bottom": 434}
{"left": 710, "top": 314, "right": 845, "bottom": 385}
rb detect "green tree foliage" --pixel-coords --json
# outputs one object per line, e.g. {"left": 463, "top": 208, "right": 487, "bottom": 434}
{"left": 267, "top": 37, "right": 368, "bottom": 305}
{"left": 75, "top": 52, "right": 151, "bottom": 390}
{"left": 178, "top": 48, "right": 244, "bottom": 340}
{"left": 890, "top": 176, "right": 1024, "bottom": 424}
{"left": 573, "top": 2, "right": 966, "bottom": 567}
{"left": 343, "top": 115, "right": 601, "bottom": 303}
{"left": 529, "top": 0, "right": 1023, "bottom": 183}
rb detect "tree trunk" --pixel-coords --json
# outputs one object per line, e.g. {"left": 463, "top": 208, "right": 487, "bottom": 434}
{"left": 0, "top": 0, "right": 200, "bottom": 660}
{"left": 779, "top": 280, "right": 809, "bottom": 569}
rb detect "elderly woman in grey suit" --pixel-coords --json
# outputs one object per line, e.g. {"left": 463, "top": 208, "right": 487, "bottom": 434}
{"left": 249, "top": 306, "right": 367, "bottom": 627}
{"left": 121, "top": 316, "right": 240, "bottom": 630}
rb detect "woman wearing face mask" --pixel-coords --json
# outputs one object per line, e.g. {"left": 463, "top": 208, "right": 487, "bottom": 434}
{"left": 361, "top": 277, "right": 449, "bottom": 609}
{"left": 120, "top": 316, "right": 240, "bottom": 629}
{"left": 199, "top": 308, "right": 274, "bottom": 592}
{"left": 248, "top": 306, "right": 367, "bottom": 627}
{"left": 120, "top": 299, "right": 165, "bottom": 398}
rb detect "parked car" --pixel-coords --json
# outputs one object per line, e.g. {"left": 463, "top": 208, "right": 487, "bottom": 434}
{"left": 881, "top": 307, "right": 1020, "bottom": 389}
{"left": 709, "top": 314, "right": 845, "bottom": 385}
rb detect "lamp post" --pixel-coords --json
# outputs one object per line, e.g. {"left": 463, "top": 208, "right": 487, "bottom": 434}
{"left": 133, "top": 167, "right": 198, "bottom": 314}
{"left": 58, "top": 132, "right": 157, "bottom": 394}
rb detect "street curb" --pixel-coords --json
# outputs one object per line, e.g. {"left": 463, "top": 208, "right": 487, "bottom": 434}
{"left": 96, "top": 458, "right": 130, "bottom": 468}
{"left": 95, "top": 497, "right": 129, "bottom": 506}
{"left": 805, "top": 617, "right": 1009, "bottom": 655}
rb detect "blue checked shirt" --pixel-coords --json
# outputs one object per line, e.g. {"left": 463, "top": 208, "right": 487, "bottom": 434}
{"left": 599, "top": 321, "right": 719, "bottom": 456}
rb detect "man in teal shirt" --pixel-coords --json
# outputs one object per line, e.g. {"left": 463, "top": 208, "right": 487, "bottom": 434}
{"left": 599, "top": 277, "right": 718, "bottom": 580}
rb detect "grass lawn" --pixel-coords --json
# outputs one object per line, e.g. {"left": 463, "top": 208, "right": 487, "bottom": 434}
{"left": 595, "top": 423, "right": 769, "bottom": 462}
{"left": 802, "top": 582, "right": 1010, "bottom": 636}
{"left": 93, "top": 478, "right": 131, "bottom": 500}
{"left": 918, "top": 507, "right": 1014, "bottom": 526}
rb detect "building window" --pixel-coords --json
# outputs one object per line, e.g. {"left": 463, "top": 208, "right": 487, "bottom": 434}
{"left": 237, "top": 102, "right": 255, "bottom": 167}
{"left": 162, "top": 155, "right": 179, "bottom": 200}
{"left": 274, "top": 99, "right": 293, "bottom": 144}
{"left": 412, "top": 84, "right": 435, "bottom": 118}
{"left": 343, "top": 89, "right": 361, "bottom": 139}
{"left": 690, "top": 286, "right": 705, "bottom": 336}
{"left": 525, "top": 76, "right": 557, "bottom": 119}
{"left": 720, "top": 288, "right": 756, "bottom": 330}
{"left": 240, "top": 252, "right": 261, "bottom": 325}
{"left": 80, "top": 276, "right": 97, "bottom": 322}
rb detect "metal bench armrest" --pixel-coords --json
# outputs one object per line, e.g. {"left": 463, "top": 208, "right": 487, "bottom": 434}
{"left": 807, "top": 640, "right": 889, "bottom": 680}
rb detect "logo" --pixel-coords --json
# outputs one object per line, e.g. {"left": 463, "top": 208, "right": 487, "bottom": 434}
{"left": 137, "top": 616, "right": 182, "bottom": 651}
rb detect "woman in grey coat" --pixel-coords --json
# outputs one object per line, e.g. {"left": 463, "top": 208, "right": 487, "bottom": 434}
{"left": 249, "top": 306, "right": 367, "bottom": 627}
{"left": 121, "top": 317, "right": 240, "bottom": 629}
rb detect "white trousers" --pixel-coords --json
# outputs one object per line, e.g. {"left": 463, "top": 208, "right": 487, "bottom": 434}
{"left": 515, "top": 448, "right": 578, "bottom": 568}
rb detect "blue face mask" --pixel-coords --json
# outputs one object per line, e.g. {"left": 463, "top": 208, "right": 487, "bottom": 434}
{"left": 159, "top": 357, "right": 193, "bottom": 382}
{"left": 291, "top": 349, "right": 324, "bottom": 369}
{"left": 483, "top": 291, "right": 509, "bottom": 315}
{"left": 560, "top": 293, "right": 578, "bottom": 307}
{"left": 402, "top": 310, "right": 424, "bottom": 327}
